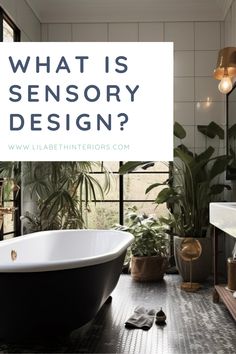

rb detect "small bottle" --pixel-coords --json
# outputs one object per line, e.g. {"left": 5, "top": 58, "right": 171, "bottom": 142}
{"left": 156, "top": 307, "right": 166, "bottom": 325}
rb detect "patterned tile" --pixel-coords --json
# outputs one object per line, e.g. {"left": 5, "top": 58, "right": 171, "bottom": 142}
{"left": 0, "top": 275, "right": 235, "bottom": 353}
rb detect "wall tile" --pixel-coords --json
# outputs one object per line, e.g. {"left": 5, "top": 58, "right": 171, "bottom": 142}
{"left": 174, "top": 51, "right": 194, "bottom": 77}
{"left": 138, "top": 22, "right": 164, "bottom": 41}
{"left": 175, "top": 77, "right": 194, "bottom": 102}
{"left": 48, "top": 24, "right": 72, "bottom": 41}
{"left": 72, "top": 23, "right": 108, "bottom": 41}
{"left": 108, "top": 23, "right": 138, "bottom": 41}
{"left": 195, "top": 22, "right": 220, "bottom": 50}
{"left": 195, "top": 77, "right": 223, "bottom": 102}
{"left": 174, "top": 102, "right": 194, "bottom": 125}
{"left": 195, "top": 50, "right": 218, "bottom": 77}
{"left": 195, "top": 101, "right": 226, "bottom": 125}
{"left": 164, "top": 22, "right": 194, "bottom": 50}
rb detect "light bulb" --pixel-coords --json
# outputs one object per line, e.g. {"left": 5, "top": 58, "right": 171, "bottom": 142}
{"left": 218, "top": 76, "right": 233, "bottom": 94}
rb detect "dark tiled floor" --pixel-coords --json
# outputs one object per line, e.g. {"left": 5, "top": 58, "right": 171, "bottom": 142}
{"left": 0, "top": 274, "right": 235, "bottom": 353}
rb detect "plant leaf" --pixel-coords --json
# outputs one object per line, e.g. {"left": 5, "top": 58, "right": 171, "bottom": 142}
{"left": 145, "top": 181, "right": 168, "bottom": 194}
{"left": 155, "top": 187, "right": 177, "bottom": 204}
{"left": 174, "top": 122, "right": 186, "bottom": 139}
{"left": 174, "top": 147, "right": 194, "bottom": 165}
{"left": 197, "top": 121, "right": 224, "bottom": 139}
{"left": 195, "top": 146, "right": 215, "bottom": 163}
{"left": 210, "top": 156, "right": 231, "bottom": 180}
{"left": 119, "top": 161, "right": 153, "bottom": 174}
{"left": 210, "top": 184, "right": 231, "bottom": 194}
{"left": 228, "top": 123, "right": 236, "bottom": 138}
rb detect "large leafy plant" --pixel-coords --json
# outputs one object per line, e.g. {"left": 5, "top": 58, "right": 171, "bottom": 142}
{"left": 0, "top": 161, "right": 111, "bottom": 232}
{"left": 115, "top": 206, "right": 169, "bottom": 258}
{"left": 120, "top": 121, "right": 231, "bottom": 238}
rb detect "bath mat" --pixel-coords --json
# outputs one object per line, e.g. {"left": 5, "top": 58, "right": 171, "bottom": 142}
{"left": 125, "top": 306, "right": 155, "bottom": 330}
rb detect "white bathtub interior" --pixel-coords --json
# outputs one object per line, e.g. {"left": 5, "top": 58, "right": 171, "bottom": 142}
{"left": 0, "top": 229, "right": 133, "bottom": 272}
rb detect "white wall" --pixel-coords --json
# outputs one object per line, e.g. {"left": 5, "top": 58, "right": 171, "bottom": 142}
{"left": 0, "top": 0, "right": 40, "bottom": 41}
{"left": 41, "top": 21, "right": 225, "bottom": 154}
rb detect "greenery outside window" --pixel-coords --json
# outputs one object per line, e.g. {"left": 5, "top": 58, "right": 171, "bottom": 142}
{"left": 84, "top": 161, "right": 170, "bottom": 228}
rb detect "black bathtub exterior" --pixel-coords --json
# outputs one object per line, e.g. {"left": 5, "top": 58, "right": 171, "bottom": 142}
{"left": 0, "top": 252, "right": 126, "bottom": 340}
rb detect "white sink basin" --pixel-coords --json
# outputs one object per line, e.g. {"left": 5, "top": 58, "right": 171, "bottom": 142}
{"left": 210, "top": 202, "right": 236, "bottom": 238}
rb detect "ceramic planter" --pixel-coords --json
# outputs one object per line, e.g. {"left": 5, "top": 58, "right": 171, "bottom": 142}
{"left": 174, "top": 236, "right": 212, "bottom": 282}
{"left": 130, "top": 255, "right": 168, "bottom": 282}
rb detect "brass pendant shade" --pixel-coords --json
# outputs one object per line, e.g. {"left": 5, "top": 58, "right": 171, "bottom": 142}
{"left": 213, "top": 47, "right": 236, "bottom": 80}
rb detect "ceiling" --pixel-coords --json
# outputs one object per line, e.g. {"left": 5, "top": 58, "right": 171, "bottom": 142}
{"left": 26, "top": 0, "right": 233, "bottom": 23}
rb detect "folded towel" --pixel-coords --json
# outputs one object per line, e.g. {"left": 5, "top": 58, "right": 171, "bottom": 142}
{"left": 125, "top": 306, "right": 155, "bottom": 330}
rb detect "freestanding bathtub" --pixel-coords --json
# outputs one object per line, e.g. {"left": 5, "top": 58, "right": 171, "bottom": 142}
{"left": 0, "top": 229, "right": 133, "bottom": 340}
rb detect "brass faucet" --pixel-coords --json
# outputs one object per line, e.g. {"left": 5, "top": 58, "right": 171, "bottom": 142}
{"left": 0, "top": 207, "right": 17, "bottom": 231}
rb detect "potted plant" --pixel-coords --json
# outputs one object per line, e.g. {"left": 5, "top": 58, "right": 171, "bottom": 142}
{"left": 115, "top": 206, "right": 169, "bottom": 282}
{"left": 119, "top": 121, "right": 231, "bottom": 282}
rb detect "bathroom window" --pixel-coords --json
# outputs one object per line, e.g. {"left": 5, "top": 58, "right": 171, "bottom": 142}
{"left": 0, "top": 9, "right": 20, "bottom": 240}
{"left": 0, "top": 7, "right": 20, "bottom": 42}
{"left": 85, "top": 162, "right": 170, "bottom": 228}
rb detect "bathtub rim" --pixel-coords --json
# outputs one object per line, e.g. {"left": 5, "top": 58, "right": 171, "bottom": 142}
{"left": 0, "top": 229, "right": 133, "bottom": 273}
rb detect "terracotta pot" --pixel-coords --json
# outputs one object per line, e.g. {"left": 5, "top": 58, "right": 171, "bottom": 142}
{"left": 174, "top": 236, "right": 212, "bottom": 282}
{"left": 131, "top": 255, "right": 168, "bottom": 282}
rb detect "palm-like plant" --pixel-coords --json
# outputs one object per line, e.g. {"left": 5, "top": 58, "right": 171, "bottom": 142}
{"left": 120, "top": 121, "right": 232, "bottom": 238}
{"left": 0, "top": 161, "right": 111, "bottom": 232}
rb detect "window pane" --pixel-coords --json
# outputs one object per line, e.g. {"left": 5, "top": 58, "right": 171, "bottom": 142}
{"left": 124, "top": 202, "right": 169, "bottom": 219}
{"left": 4, "top": 233, "right": 14, "bottom": 240}
{"left": 91, "top": 161, "right": 119, "bottom": 172}
{"left": 3, "top": 201, "right": 14, "bottom": 234}
{"left": 3, "top": 19, "right": 14, "bottom": 42}
{"left": 123, "top": 161, "right": 169, "bottom": 172}
{"left": 3, "top": 180, "right": 13, "bottom": 200}
{"left": 124, "top": 173, "right": 168, "bottom": 200}
{"left": 84, "top": 202, "right": 119, "bottom": 228}
{"left": 91, "top": 174, "right": 119, "bottom": 200}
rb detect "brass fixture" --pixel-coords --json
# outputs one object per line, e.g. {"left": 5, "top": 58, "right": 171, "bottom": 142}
{"left": 213, "top": 47, "right": 236, "bottom": 94}
{"left": 11, "top": 249, "right": 17, "bottom": 261}
{"left": 179, "top": 238, "right": 202, "bottom": 292}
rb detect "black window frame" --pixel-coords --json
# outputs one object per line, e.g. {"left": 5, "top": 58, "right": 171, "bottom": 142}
{"left": 89, "top": 161, "right": 170, "bottom": 226}
{"left": 0, "top": 7, "right": 21, "bottom": 42}
{"left": 0, "top": 7, "right": 21, "bottom": 239}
